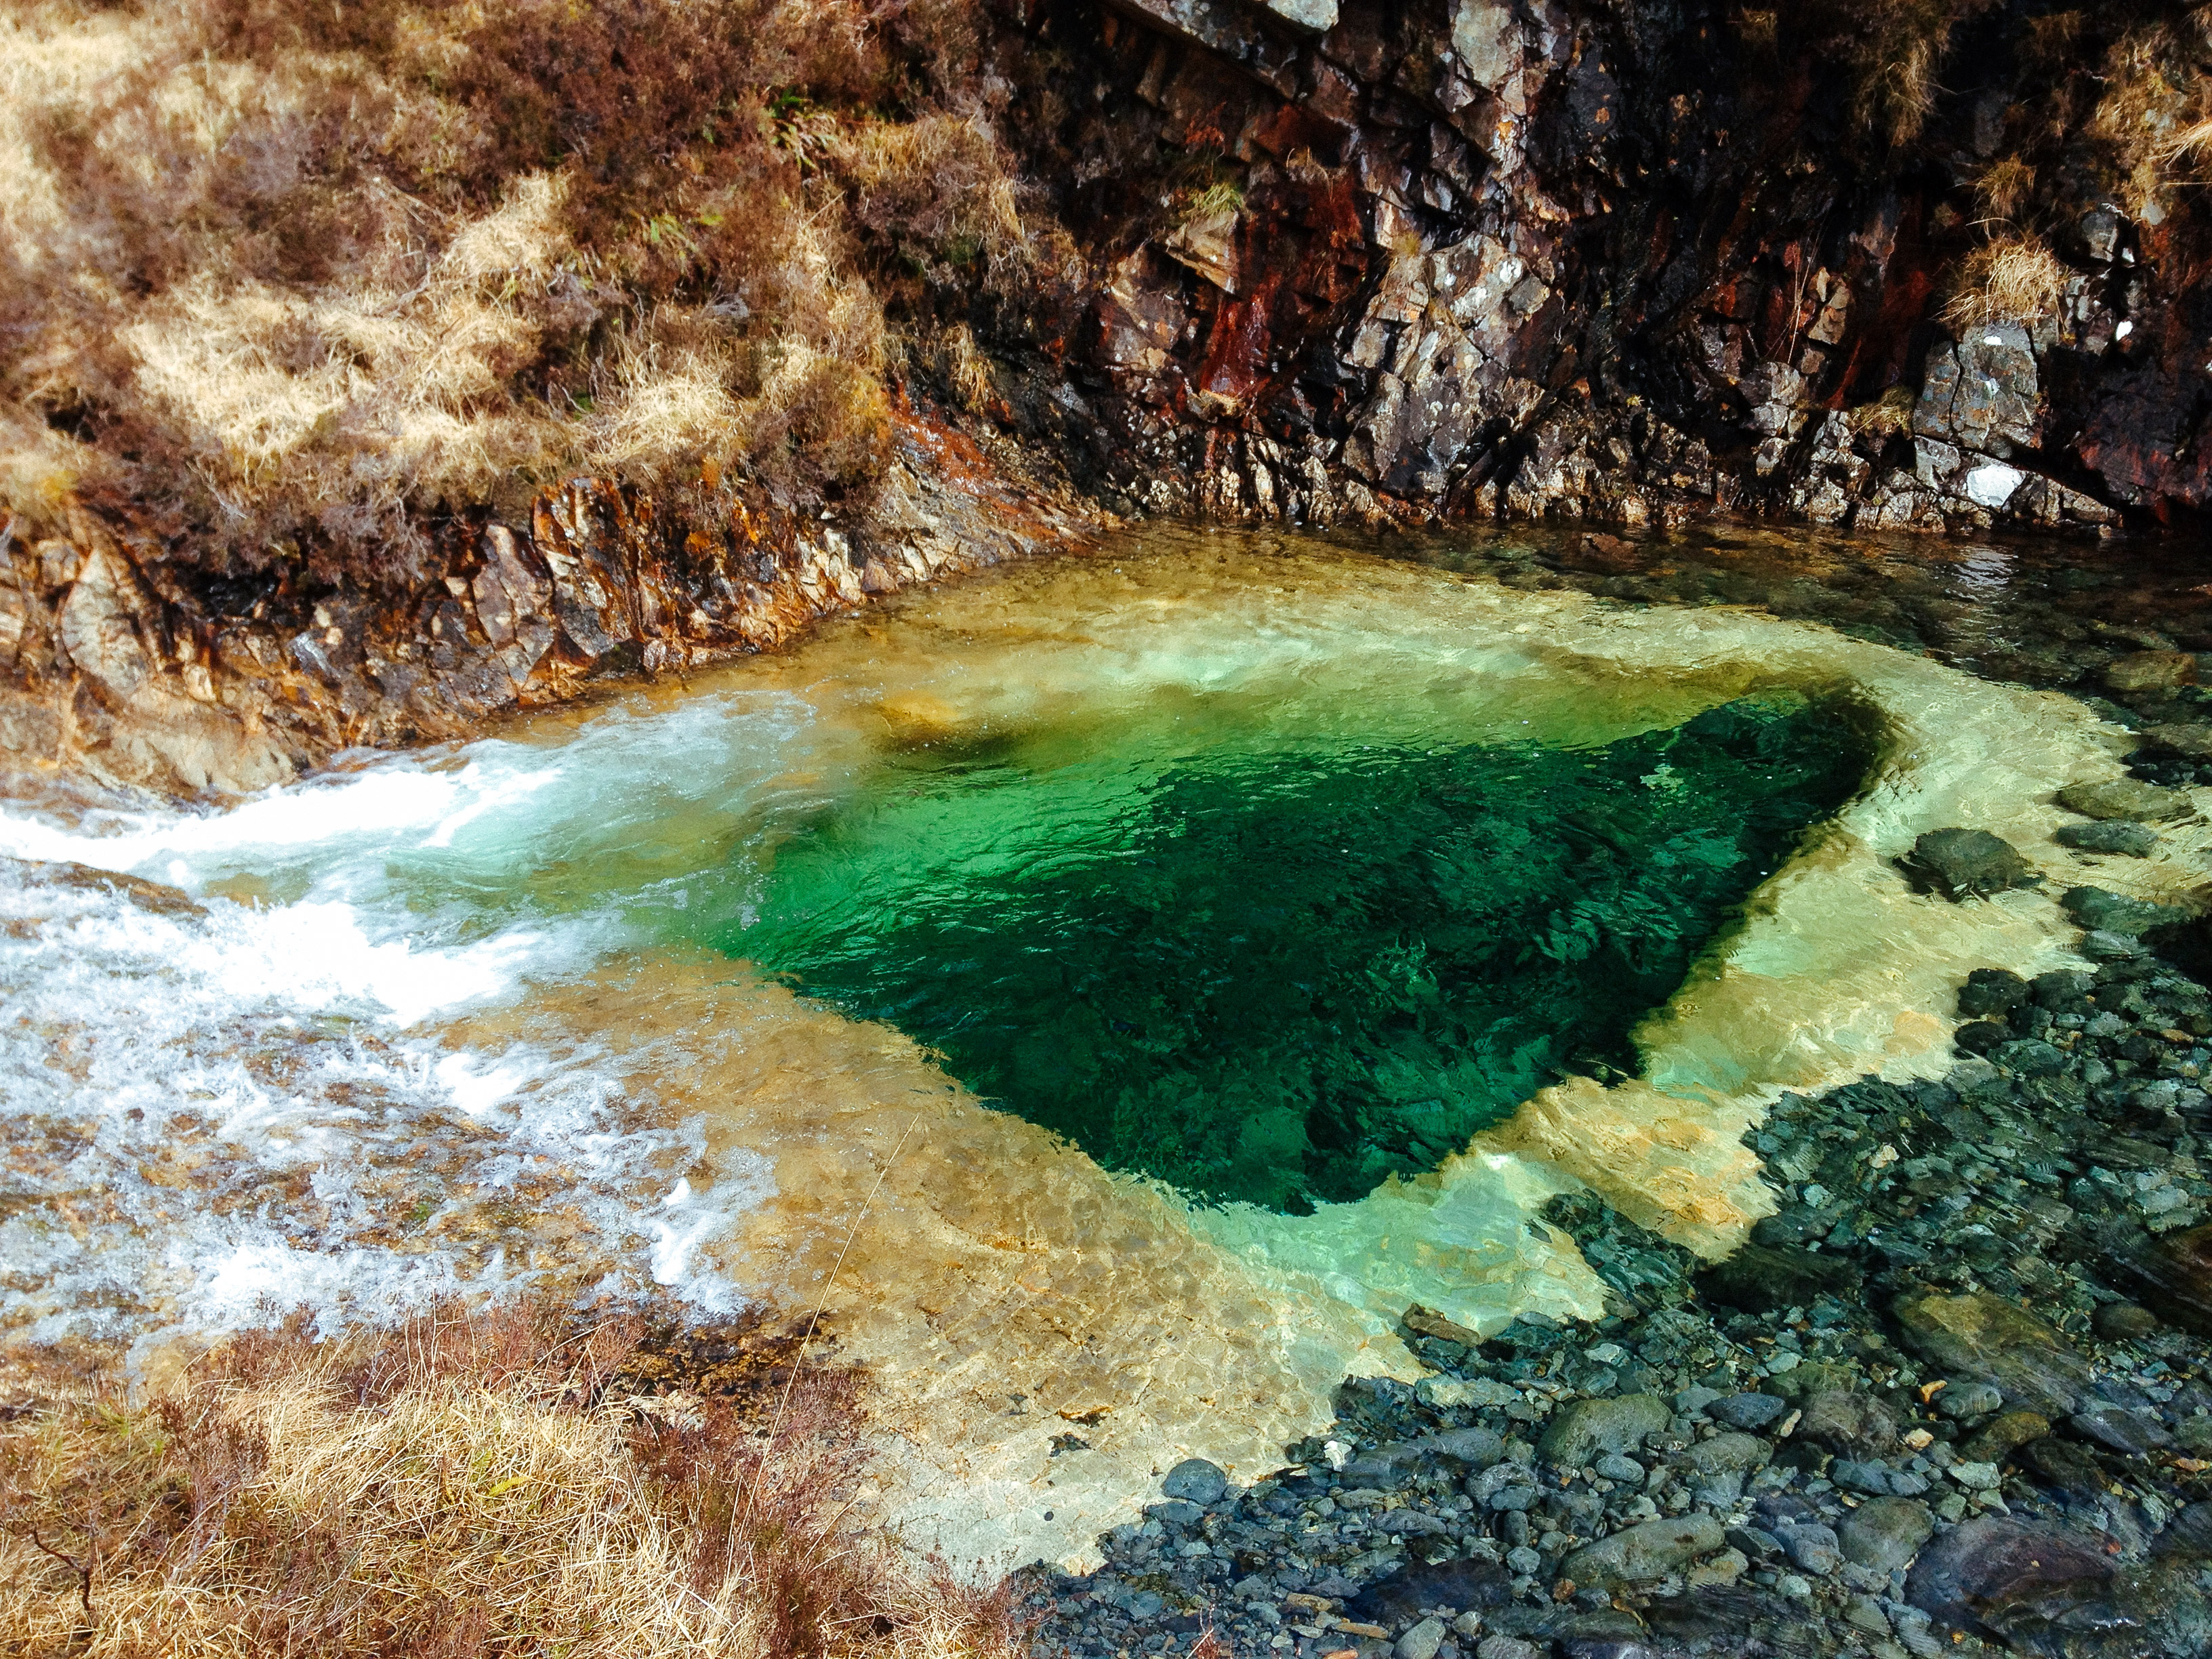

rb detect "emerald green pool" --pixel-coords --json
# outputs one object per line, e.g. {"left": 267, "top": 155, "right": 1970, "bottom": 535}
{"left": 718, "top": 690, "right": 1872, "bottom": 1212}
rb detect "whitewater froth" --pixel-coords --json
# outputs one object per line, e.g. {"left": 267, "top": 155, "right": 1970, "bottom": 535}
{"left": 0, "top": 694, "right": 807, "bottom": 1356}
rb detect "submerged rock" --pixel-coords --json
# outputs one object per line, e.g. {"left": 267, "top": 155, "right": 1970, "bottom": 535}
{"left": 1559, "top": 1516, "right": 1724, "bottom": 1589}
{"left": 1793, "top": 1389, "right": 1898, "bottom": 1457}
{"left": 2105, "top": 651, "right": 2200, "bottom": 693}
{"left": 2096, "top": 1223, "right": 2212, "bottom": 1337}
{"left": 1905, "top": 1517, "right": 2115, "bottom": 1643}
{"left": 1960, "top": 1410, "right": 2051, "bottom": 1465}
{"left": 9, "top": 856, "right": 204, "bottom": 919}
{"left": 1900, "top": 827, "right": 2039, "bottom": 899}
{"left": 2057, "top": 819, "right": 2163, "bottom": 857}
{"left": 1958, "top": 966, "right": 2032, "bottom": 1018}
{"left": 1892, "top": 1290, "right": 2098, "bottom": 1416}
{"left": 2144, "top": 724, "right": 2212, "bottom": 762}
{"left": 1838, "top": 1498, "right": 1935, "bottom": 1573}
{"left": 1708, "top": 1391, "right": 1787, "bottom": 1430}
{"left": 1537, "top": 1395, "right": 1671, "bottom": 1468}
{"left": 2061, "top": 885, "right": 2194, "bottom": 937}
{"left": 1160, "top": 1458, "right": 1228, "bottom": 1504}
{"left": 1700, "top": 1243, "right": 1862, "bottom": 1313}
{"left": 2057, "top": 778, "right": 2195, "bottom": 822}
{"left": 2093, "top": 1301, "right": 2160, "bottom": 1340}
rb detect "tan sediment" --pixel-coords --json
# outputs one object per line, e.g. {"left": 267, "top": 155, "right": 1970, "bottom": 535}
{"left": 440, "top": 529, "right": 2199, "bottom": 1573}
{"left": 445, "top": 953, "right": 1429, "bottom": 1579}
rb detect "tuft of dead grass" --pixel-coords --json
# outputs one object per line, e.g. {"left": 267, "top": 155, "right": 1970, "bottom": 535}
{"left": 0, "top": 0, "right": 1050, "bottom": 586}
{"left": 1940, "top": 235, "right": 2071, "bottom": 333}
{"left": 1972, "top": 155, "right": 2036, "bottom": 226}
{"left": 2087, "top": 5, "right": 2212, "bottom": 213}
{"left": 1797, "top": 0, "right": 2001, "bottom": 148}
{"left": 0, "top": 1306, "right": 1016, "bottom": 1659}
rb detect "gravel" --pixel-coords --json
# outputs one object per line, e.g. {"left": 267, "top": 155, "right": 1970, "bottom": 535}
{"left": 1019, "top": 873, "right": 2212, "bottom": 1658}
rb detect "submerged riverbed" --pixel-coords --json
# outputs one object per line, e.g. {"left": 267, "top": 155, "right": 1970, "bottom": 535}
{"left": 2, "top": 523, "right": 2205, "bottom": 1568}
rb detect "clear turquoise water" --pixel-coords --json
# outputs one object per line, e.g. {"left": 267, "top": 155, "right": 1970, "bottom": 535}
{"left": 714, "top": 691, "right": 1872, "bottom": 1212}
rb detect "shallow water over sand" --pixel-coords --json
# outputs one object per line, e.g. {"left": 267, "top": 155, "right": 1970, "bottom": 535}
{"left": 2, "top": 525, "right": 2201, "bottom": 1569}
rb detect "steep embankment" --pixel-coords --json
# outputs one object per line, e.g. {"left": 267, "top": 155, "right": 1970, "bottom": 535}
{"left": 1, "top": 0, "right": 2208, "bottom": 794}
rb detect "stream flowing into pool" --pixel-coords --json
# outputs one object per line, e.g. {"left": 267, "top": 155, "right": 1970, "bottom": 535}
{"left": 2, "top": 523, "right": 2202, "bottom": 1568}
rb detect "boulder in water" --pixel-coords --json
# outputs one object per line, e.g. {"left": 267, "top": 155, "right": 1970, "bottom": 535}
{"left": 2057, "top": 819, "right": 2161, "bottom": 856}
{"left": 2057, "top": 778, "right": 2194, "bottom": 822}
{"left": 1900, "top": 827, "right": 2039, "bottom": 900}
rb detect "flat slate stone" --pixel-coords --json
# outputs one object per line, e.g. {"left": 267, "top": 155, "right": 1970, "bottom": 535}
{"left": 2057, "top": 778, "right": 2194, "bottom": 822}
{"left": 2061, "top": 885, "right": 2193, "bottom": 937}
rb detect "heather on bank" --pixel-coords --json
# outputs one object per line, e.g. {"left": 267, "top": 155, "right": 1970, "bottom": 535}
{"left": 0, "top": 1306, "right": 1015, "bottom": 1659}
{"left": 0, "top": 0, "right": 1065, "bottom": 589}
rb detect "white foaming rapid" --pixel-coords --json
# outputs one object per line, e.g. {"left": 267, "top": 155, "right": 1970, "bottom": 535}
{"left": 0, "top": 689, "right": 832, "bottom": 1363}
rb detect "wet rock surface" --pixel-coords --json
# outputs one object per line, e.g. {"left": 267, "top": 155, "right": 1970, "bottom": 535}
{"left": 1021, "top": 927, "right": 2212, "bottom": 1658}
{"left": 12, "top": 0, "right": 2212, "bottom": 805}
{"left": 1899, "top": 830, "right": 2039, "bottom": 903}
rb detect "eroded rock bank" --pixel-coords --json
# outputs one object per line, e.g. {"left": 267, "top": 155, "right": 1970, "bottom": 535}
{"left": 1019, "top": 927, "right": 2212, "bottom": 1659}
{"left": 0, "top": 415, "right": 1099, "bottom": 798}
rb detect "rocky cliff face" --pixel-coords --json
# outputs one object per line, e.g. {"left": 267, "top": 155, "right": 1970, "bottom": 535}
{"left": 964, "top": 0, "right": 2207, "bottom": 537}
{"left": 4, "top": 0, "right": 2206, "bottom": 796}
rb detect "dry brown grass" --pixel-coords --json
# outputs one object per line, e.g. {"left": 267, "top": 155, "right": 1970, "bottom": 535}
{"left": 1799, "top": 0, "right": 2002, "bottom": 148}
{"left": 0, "top": 1307, "right": 1016, "bottom": 1659}
{"left": 1972, "top": 155, "right": 2036, "bottom": 226}
{"left": 0, "top": 0, "right": 1046, "bottom": 587}
{"left": 2078, "top": 5, "right": 2212, "bottom": 213}
{"left": 1940, "top": 235, "right": 2071, "bottom": 332}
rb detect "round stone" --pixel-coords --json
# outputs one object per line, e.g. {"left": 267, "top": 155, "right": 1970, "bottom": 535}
{"left": 1161, "top": 1458, "right": 1227, "bottom": 1504}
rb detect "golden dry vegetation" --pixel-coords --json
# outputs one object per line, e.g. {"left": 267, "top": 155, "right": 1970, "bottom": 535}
{"left": 1939, "top": 236, "right": 2071, "bottom": 332}
{"left": 0, "top": 0, "right": 1060, "bottom": 587}
{"left": 1782, "top": 0, "right": 2212, "bottom": 335}
{"left": 0, "top": 1306, "right": 1017, "bottom": 1658}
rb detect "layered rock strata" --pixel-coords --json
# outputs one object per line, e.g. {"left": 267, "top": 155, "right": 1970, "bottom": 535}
{"left": 963, "top": 0, "right": 2205, "bottom": 539}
